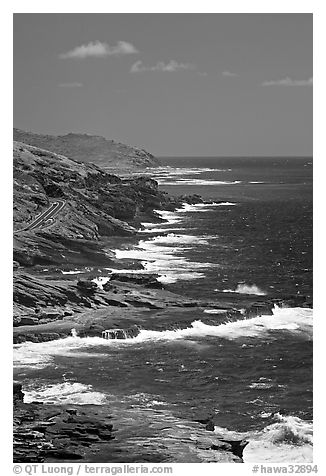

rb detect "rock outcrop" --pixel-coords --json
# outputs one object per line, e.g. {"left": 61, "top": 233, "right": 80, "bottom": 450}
{"left": 14, "top": 397, "right": 115, "bottom": 462}
{"left": 14, "top": 383, "right": 247, "bottom": 463}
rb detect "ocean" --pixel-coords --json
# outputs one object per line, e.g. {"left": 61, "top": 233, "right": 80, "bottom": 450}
{"left": 13, "top": 156, "right": 313, "bottom": 463}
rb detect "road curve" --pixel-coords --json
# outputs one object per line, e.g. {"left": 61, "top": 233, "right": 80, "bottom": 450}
{"left": 15, "top": 200, "right": 66, "bottom": 233}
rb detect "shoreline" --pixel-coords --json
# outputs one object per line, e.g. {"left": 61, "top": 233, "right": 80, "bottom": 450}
{"left": 13, "top": 142, "right": 312, "bottom": 463}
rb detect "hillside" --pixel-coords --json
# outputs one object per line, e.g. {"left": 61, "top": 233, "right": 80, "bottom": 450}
{"left": 13, "top": 128, "right": 160, "bottom": 169}
{"left": 13, "top": 140, "right": 203, "bottom": 331}
{"left": 13, "top": 141, "right": 167, "bottom": 268}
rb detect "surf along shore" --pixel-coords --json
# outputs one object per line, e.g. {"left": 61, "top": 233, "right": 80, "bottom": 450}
{"left": 13, "top": 138, "right": 310, "bottom": 463}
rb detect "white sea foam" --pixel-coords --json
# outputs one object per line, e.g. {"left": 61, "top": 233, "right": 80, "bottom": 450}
{"left": 203, "top": 309, "right": 228, "bottom": 314}
{"left": 147, "top": 233, "right": 211, "bottom": 246}
{"left": 218, "top": 284, "right": 267, "bottom": 296}
{"left": 214, "top": 202, "right": 237, "bottom": 206}
{"left": 153, "top": 210, "right": 183, "bottom": 225}
{"left": 61, "top": 270, "right": 85, "bottom": 275}
{"left": 125, "top": 204, "right": 223, "bottom": 264}
{"left": 14, "top": 306, "right": 313, "bottom": 371}
{"left": 139, "top": 227, "right": 187, "bottom": 234}
{"left": 175, "top": 202, "right": 237, "bottom": 212}
{"left": 160, "top": 179, "right": 242, "bottom": 186}
{"left": 213, "top": 413, "right": 313, "bottom": 463}
{"left": 132, "top": 307, "right": 312, "bottom": 342}
{"left": 13, "top": 307, "right": 312, "bottom": 372}
{"left": 138, "top": 201, "right": 234, "bottom": 232}
{"left": 114, "top": 231, "right": 215, "bottom": 283}
{"left": 24, "top": 381, "right": 108, "bottom": 405}
{"left": 91, "top": 276, "right": 111, "bottom": 289}
{"left": 134, "top": 166, "right": 232, "bottom": 182}
{"left": 156, "top": 272, "right": 205, "bottom": 284}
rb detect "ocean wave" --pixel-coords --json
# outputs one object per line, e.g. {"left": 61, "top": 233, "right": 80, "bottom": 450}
{"left": 13, "top": 307, "right": 313, "bottom": 369}
{"left": 139, "top": 227, "right": 187, "bottom": 234}
{"left": 213, "top": 413, "right": 313, "bottom": 463}
{"left": 156, "top": 272, "right": 205, "bottom": 284}
{"left": 114, "top": 233, "right": 216, "bottom": 283}
{"left": 60, "top": 270, "right": 85, "bottom": 275}
{"left": 159, "top": 179, "right": 242, "bottom": 186}
{"left": 147, "top": 233, "right": 212, "bottom": 246}
{"left": 261, "top": 413, "right": 313, "bottom": 446}
{"left": 203, "top": 309, "right": 229, "bottom": 314}
{"left": 176, "top": 202, "right": 237, "bottom": 212}
{"left": 91, "top": 276, "right": 111, "bottom": 290}
{"left": 152, "top": 210, "right": 183, "bottom": 225}
{"left": 139, "top": 202, "right": 235, "bottom": 234}
{"left": 151, "top": 201, "right": 236, "bottom": 226}
{"left": 218, "top": 284, "right": 267, "bottom": 296}
{"left": 24, "top": 381, "right": 108, "bottom": 405}
{"left": 114, "top": 202, "right": 236, "bottom": 284}
{"left": 130, "top": 306, "right": 312, "bottom": 342}
{"left": 135, "top": 166, "right": 232, "bottom": 180}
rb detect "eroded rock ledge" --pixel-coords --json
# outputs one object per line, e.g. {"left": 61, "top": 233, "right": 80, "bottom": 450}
{"left": 13, "top": 383, "right": 248, "bottom": 463}
{"left": 14, "top": 383, "right": 115, "bottom": 463}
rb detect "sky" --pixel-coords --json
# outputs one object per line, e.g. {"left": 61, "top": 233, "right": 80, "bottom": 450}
{"left": 13, "top": 13, "right": 313, "bottom": 156}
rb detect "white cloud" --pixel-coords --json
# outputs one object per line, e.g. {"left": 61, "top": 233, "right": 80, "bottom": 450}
{"left": 262, "top": 77, "right": 313, "bottom": 87}
{"left": 58, "top": 82, "right": 83, "bottom": 88}
{"left": 59, "top": 41, "right": 138, "bottom": 59}
{"left": 222, "top": 71, "right": 238, "bottom": 77}
{"left": 130, "top": 60, "right": 195, "bottom": 73}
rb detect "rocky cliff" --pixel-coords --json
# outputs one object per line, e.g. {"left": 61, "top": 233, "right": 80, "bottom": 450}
{"left": 13, "top": 141, "right": 166, "bottom": 267}
{"left": 13, "top": 128, "right": 160, "bottom": 169}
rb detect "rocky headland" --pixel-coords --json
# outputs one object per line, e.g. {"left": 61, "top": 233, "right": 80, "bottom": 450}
{"left": 13, "top": 128, "right": 160, "bottom": 170}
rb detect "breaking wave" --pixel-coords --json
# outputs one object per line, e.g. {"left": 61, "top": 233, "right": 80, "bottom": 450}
{"left": 176, "top": 202, "right": 237, "bottom": 212}
{"left": 13, "top": 307, "right": 312, "bottom": 369}
{"left": 218, "top": 283, "right": 267, "bottom": 296}
{"left": 160, "top": 179, "right": 242, "bottom": 186}
{"left": 213, "top": 413, "right": 313, "bottom": 462}
{"left": 114, "top": 228, "right": 216, "bottom": 283}
{"left": 24, "top": 381, "right": 108, "bottom": 405}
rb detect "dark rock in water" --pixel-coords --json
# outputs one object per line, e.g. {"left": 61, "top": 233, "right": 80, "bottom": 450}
{"left": 194, "top": 416, "right": 216, "bottom": 431}
{"left": 110, "top": 273, "right": 163, "bottom": 289}
{"left": 213, "top": 439, "right": 249, "bottom": 459}
{"left": 244, "top": 302, "right": 273, "bottom": 318}
{"left": 13, "top": 382, "right": 24, "bottom": 403}
{"left": 77, "top": 279, "right": 98, "bottom": 295}
{"left": 195, "top": 434, "right": 248, "bottom": 462}
{"left": 205, "top": 420, "right": 215, "bottom": 432}
{"left": 102, "top": 280, "right": 114, "bottom": 291}
{"left": 102, "top": 325, "right": 140, "bottom": 340}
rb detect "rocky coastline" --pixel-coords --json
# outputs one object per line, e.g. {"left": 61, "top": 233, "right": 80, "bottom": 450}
{"left": 14, "top": 382, "right": 249, "bottom": 463}
{"left": 13, "top": 136, "right": 311, "bottom": 463}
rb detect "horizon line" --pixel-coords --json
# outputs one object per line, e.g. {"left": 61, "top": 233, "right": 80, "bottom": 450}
{"left": 157, "top": 155, "right": 313, "bottom": 158}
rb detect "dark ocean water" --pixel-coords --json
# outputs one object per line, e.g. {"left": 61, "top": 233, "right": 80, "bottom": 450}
{"left": 14, "top": 157, "right": 313, "bottom": 463}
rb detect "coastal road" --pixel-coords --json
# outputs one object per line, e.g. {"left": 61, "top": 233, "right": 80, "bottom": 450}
{"left": 15, "top": 200, "right": 66, "bottom": 233}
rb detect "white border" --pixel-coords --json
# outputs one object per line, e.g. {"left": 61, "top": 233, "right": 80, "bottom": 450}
{"left": 3, "top": 4, "right": 322, "bottom": 475}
